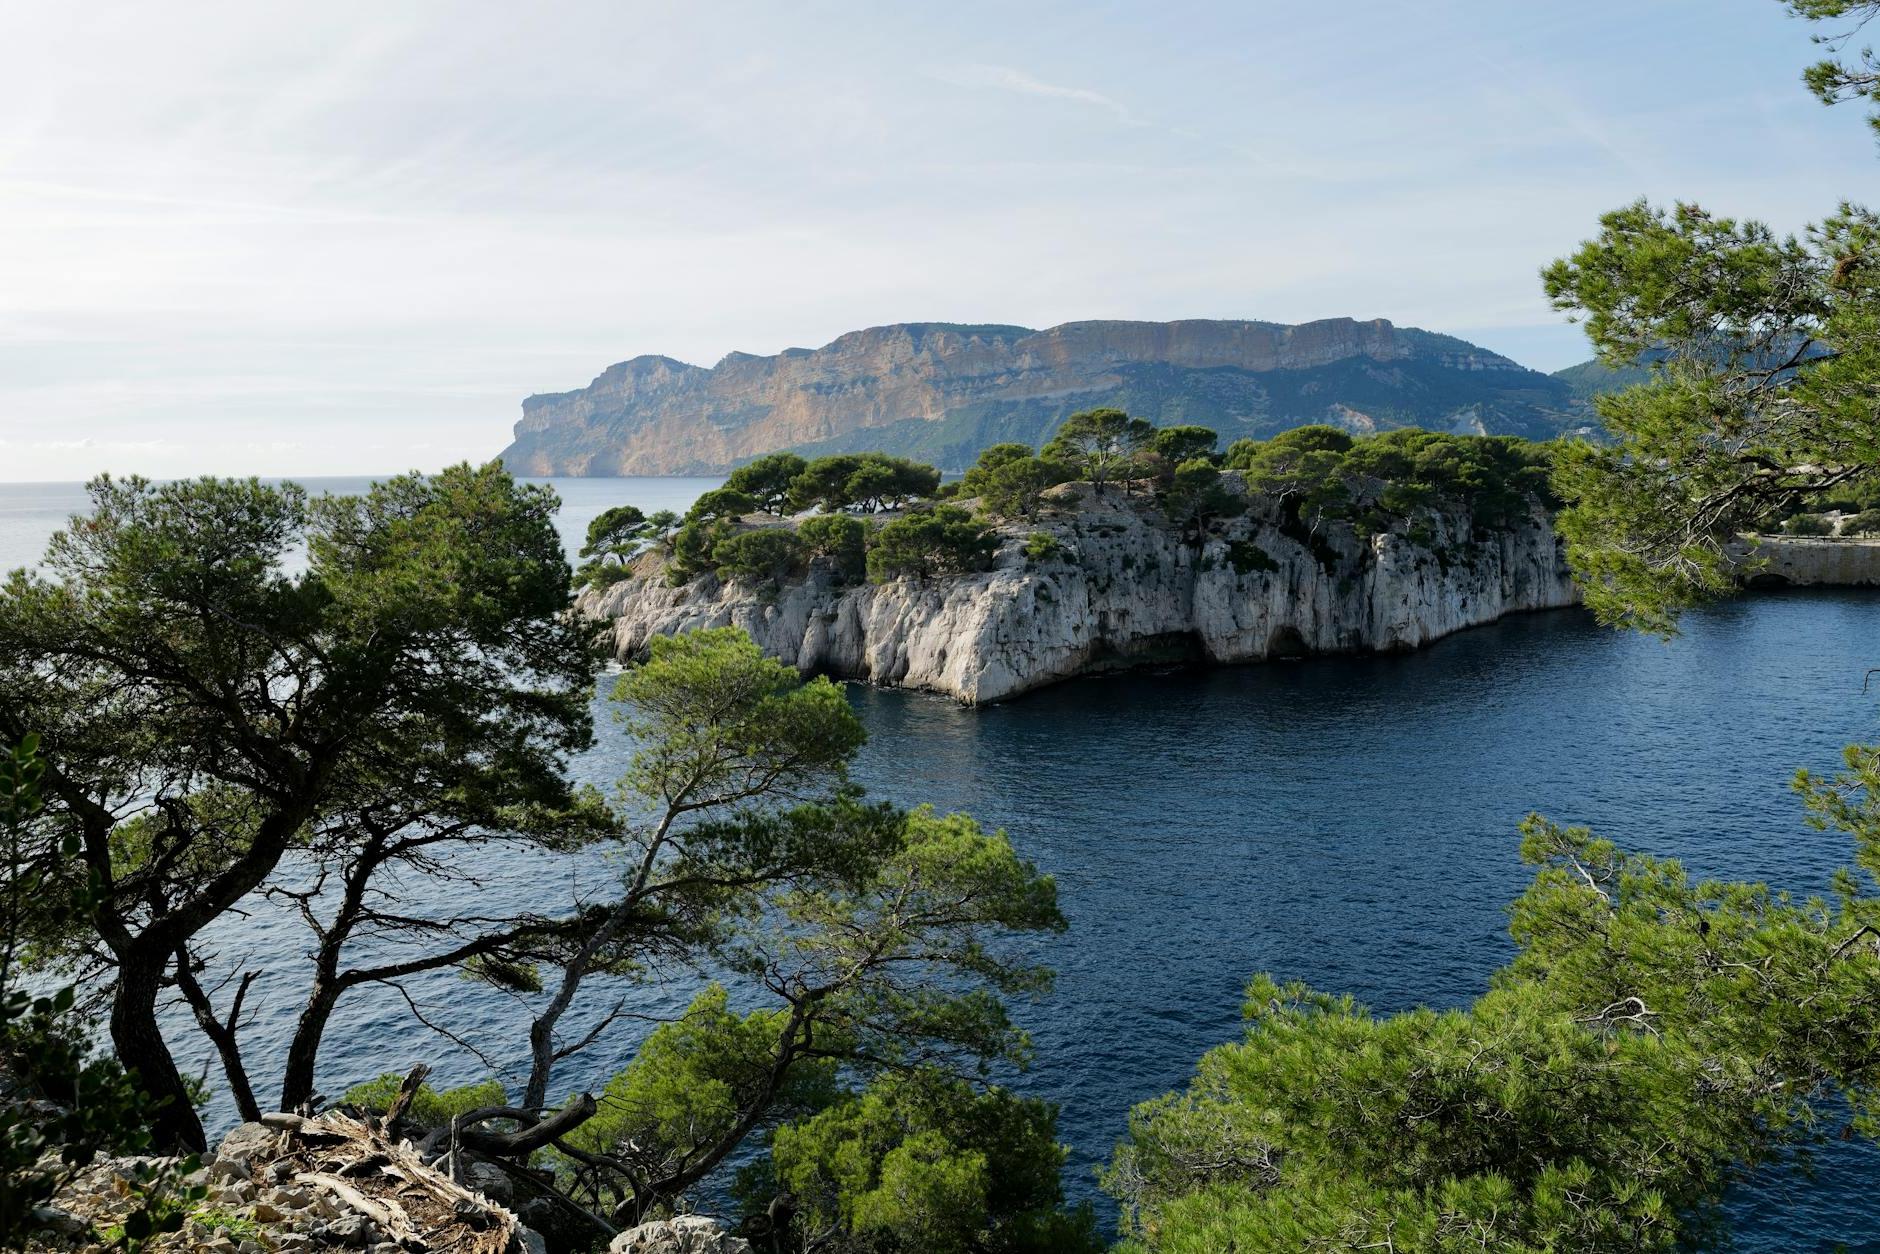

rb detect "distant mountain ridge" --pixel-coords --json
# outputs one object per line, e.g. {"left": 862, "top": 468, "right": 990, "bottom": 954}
{"left": 499, "top": 318, "right": 1597, "bottom": 476}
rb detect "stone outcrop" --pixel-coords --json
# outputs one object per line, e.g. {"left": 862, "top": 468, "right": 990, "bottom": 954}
{"left": 502, "top": 319, "right": 1585, "bottom": 475}
{"left": 25, "top": 1113, "right": 541, "bottom": 1254}
{"left": 576, "top": 481, "right": 1581, "bottom": 704}
{"left": 609, "top": 1216, "right": 751, "bottom": 1254}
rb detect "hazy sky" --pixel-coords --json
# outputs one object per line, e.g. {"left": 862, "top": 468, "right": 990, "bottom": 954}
{"left": 2, "top": 0, "right": 1874, "bottom": 481}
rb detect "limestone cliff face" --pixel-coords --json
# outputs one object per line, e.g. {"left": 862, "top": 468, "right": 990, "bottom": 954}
{"left": 574, "top": 483, "right": 1580, "bottom": 704}
{"left": 505, "top": 319, "right": 1582, "bottom": 476}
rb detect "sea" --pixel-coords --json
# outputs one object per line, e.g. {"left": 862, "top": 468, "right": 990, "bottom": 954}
{"left": 3, "top": 474, "right": 1877, "bottom": 1250}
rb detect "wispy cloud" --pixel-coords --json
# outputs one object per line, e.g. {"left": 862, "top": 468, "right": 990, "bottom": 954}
{"left": 931, "top": 63, "right": 1144, "bottom": 125}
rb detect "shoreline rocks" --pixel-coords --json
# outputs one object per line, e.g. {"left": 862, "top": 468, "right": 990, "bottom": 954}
{"left": 577, "top": 483, "right": 1582, "bottom": 704}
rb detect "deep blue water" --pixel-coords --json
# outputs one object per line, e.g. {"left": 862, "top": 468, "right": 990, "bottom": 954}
{"left": 5, "top": 478, "right": 1879, "bottom": 1248}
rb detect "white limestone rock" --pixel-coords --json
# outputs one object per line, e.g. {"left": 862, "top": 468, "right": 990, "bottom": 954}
{"left": 609, "top": 1214, "right": 752, "bottom": 1254}
{"left": 577, "top": 485, "right": 1581, "bottom": 705}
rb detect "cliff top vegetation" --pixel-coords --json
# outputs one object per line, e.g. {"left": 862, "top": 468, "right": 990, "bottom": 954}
{"left": 575, "top": 414, "right": 1565, "bottom": 594}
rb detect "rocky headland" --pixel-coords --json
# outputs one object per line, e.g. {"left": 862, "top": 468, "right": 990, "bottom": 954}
{"left": 576, "top": 477, "right": 1582, "bottom": 704}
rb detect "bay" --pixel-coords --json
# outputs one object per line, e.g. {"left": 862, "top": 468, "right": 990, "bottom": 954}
{"left": 3, "top": 476, "right": 1876, "bottom": 1248}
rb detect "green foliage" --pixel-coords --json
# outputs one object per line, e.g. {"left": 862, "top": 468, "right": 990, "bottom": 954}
{"left": 0, "top": 465, "right": 597, "bottom": 1147}
{"left": 711, "top": 528, "right": 806, "bottom": 587}
{"left": 1846, "top": 508, "right": 1880, "bottom": 533}
{"left": 186, "top": 1207, "right": 266, "bottom": 1243}
{"left": 1022, "top": 532, "right": 1064, "bottom": 563}
{"left": 1540, "top": 197, "right": 1880, "bottom": 631}
{"left": 551, "top": 635, "right": 1070, "bottom": 1220}
{"left": 1042, "top": 408, "right": 1157, "bottom": 495}
{"left": 976, "top": 456, "right": 1074, "bottom": 520}
{"left": 1226, "top": 427, "right": 1555, "bottom": 541}
{"left": 340, "top": 1073, "right": 509, "bottom": 1128}
{"left": 958, "top": 443, "right": 1037, "bottom": 496}
{"left": 1225, "top": 540, "right": 1279, "bottom": 575}
{"left": 1161, "top": 459, "right": 1245, "bottom": 539}
{"left": 1150, "top": 425, "right": 1221, "bottom": 472}
{"left": 687, "top": 487, "right": 757, "bottom": 524}
{"left": 564, "top": 984, "right": 841, "bottom": 1169}
{"left": 1783, "top": 512, "right": 1835, "bottom": 535}
{"left": 614, "top": 628, "right": 866, "bottom": 816}
{"left": 1109, "top": 754, "right": 1880, "bottom": 1253}
{"left": 798, "top": 513, "right": 871, "bottom": 581}
{"left": 581, "top": 504, "right": 648, "bottom": 561}
{"left": 753, "top": 1069, "right": 1102, "bottom": 1254}
{"left": 726, "top": 452, "right": 811, "bottom": 515}
{"left": 578, "top": 503, "right": 676, "bottom": 586}
{"left": 0, "top": 736, "right": 205, "bottom": 1249}
{"left": 1788, "top": 1, "right": 1880, "bottom": 134}
{"left": 788, "top": 454, "right": 942, "bottom": 513}
{"left": 865, "top": 507, "right": 999, "bottom": 583}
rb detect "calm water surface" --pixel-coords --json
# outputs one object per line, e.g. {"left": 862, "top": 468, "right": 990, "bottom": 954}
{"left": 3, "top": 478, "right": 1877, "bottom": 1248}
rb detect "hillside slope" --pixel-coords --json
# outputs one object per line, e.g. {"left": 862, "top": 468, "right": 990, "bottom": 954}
{"left": 501, "top": 318, "right": 1589, "bottom": 475}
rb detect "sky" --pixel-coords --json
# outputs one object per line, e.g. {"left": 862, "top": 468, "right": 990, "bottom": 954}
{"left": 1, "top": 0, "right": 1875, "bottom": 481}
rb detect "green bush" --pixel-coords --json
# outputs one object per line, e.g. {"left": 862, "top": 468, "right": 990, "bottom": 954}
{"left": 667, "top": 517, "right": 736, "bottom": 585}
{"left": 749, "top": 1069, "right": 1103, "bottom": 1254}
{"left": 341, "top": 1073, "right": 509, "bottom": 1128}
{"left": 712, "top": 527, "right": 806, "bottom": 585}
{"left": 866, "top": 506, "right": 998, "bottom": 583}
{"left": 978, "top": 456, "right": 1074, "bottom": 520}
{"left": 1023, "top": 532, "right": 1064, "bottom": 563}
{"left": 799, "top": 513, "right": 870, "bottom": 580}
{"left": 1782, "top": 512, "right": 1834, "bottom": 536}
{"left": 1226, "top": 540, "right": 1279, "bottom": 575}
{"left": 1844, "top": 509, "right": 1880, "bottom": 534}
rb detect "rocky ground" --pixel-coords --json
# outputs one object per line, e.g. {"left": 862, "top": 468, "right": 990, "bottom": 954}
{"left": 23, "top": 1113, "right": 750, "bottom": 1254}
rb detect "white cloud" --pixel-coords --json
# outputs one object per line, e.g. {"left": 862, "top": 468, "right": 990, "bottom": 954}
{"left": 930, "top": 63, "right": 1144, "bottom": 125}
{"left": 0, "top": 0, "right": 1864, "bottom": 480}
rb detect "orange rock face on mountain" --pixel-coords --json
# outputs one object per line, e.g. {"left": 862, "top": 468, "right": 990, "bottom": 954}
{"left": 499, "top": 318, "right": 1582, "bottom": 475}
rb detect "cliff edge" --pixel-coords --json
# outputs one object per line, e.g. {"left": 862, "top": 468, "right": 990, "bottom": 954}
{"left": 575, "top": 480, "right": 1581, "bottom": 704}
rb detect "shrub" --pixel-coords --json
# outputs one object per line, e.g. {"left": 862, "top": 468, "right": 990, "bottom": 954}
{"left": 979, "top": 456, "right": 1074, "bottom": 520}
{"left": 1024, "top": 531, "right": 1064, "bottom": 563}
{"left": 750, "top": 1069, "right": 1102, "bottom": 1254}
{"left": 1844, "top": 509, "right": 1880, "bottom": 535}
{"left": 341, "top": 1073, "right": 509, "bottom": 1128}
{"left": 1783, "top": 512, "right": 1834, "bottom": 536}
{"left": 798, "top": 513, "right": 870, "bottom": 580}
{"left": 1163, "top": 459, "right": 1246, "bottom": 538}
{"left": 712, "top": 527, "right": 806, "bottom": 585}
{"left": 1226, "top": 540, "right": 1279, "bottom": 575}
{"left": 866, "top": 506, "right": 998, "bottom": 582}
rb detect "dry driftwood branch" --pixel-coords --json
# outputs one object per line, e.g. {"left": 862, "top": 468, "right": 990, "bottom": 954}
{"left": 265, "top": 1108, "right": 530, "bottom": 1253}
{"left": 381, "top": 1062, "right": 432, "bottom": 1129}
